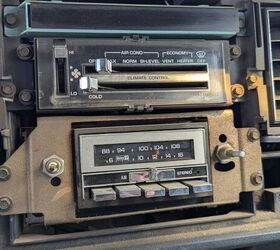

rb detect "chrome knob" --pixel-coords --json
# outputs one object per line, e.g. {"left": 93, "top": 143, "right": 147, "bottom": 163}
{"left": 216, "top": 143, "right": 245, "bottom": 164}
{"left": 95, "top": 58, "right": 112, "bottom": 74}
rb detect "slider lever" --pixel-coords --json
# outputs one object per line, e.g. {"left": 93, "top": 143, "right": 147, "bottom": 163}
{"left": 79, "top": 76, "right": 98, "bottom": 91}
{"left": 95, "top": 58, "right": 112, "bottom": 74}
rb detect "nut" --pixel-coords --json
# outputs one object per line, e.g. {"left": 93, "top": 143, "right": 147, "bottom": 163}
{"left": 0, "top": 166, "right": 11, "bottom": 181}
{"left": 231, "top": 83, "right": 245, "bottom": 98}
{"left": 247, "top": 128, "right": 260, "bottom": 142}
{"left": 230, "top": 45, "right": 242, "bottom": 58}
{"left": 42, "top": 155, "right": 64, "bottom": 178}
{"left": 16, "top": 44, "right": 33, "bottom": 61}
{"left": 251, "top": 172, "right": 263, "bottom": 185}
{"left": 247, "top": 74, "right": 259, "bottom": 90}
{"left": 0, "top": 197, "right": 12, "bottom": 211}
{"left": 18, "top": 90, "right": 33, "bottom": 105}
{"left": 248, "top": 74, "right": 258, "bottom": 83}
{"left": 0, "top": 82, "right": 16, "bottom": 98}
{"left": 5, "top": 13, "right": 17, "bottom": 28}
{"left": 216, "top": 143, "right": 245, "bottom": 164}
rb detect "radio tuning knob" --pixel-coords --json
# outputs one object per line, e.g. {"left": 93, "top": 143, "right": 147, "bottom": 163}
{"left": 215, "top": 143, "right": 245, "bottom": 164}
{"left": 95, "top": 58, "right": 112, "bottom": 74}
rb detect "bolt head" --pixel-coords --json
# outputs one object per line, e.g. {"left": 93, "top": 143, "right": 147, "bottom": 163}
{"left": 5, "top": 14, "right": 17, "bottom": 27}
{"left": 42, "top": 155, "right": 64, "bottom": 178}
{"left": 16, "top": 44, "right": 33, "bottom": 61}
{"left": 230, "top": 46, "right": 241, "bottom": 58}
{"left": 0, "top": 197, "right": 12, "bottom": 211}
{"left": 251, "top": 172, "right": 263, "bottom": 185}
{"left": 232, "top": 84, "right": 245, "bottom": 98}
{"left": 234, "top": 87, "right": 243, "bottom": 95}
{"left": 19, "top": 90, "right": 33, "bottom": 104}
{"left": 0, "top": 82, "right": 16, "bottom": 98}
{"left": 0, "top": 166, "right": 11, "bottom": 181}
{"left": 248, "top": 74, "right": 258, "bottom": 84}
{"left": 247, "top": 128, "right": 260, "bottom": 142}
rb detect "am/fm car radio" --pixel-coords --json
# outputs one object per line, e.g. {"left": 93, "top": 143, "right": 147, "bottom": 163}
{"left": 74, "top": 122, "right": 209, "bottom": 217}
{"left": 35, "top": 38, "right": 231, "bottom": 113}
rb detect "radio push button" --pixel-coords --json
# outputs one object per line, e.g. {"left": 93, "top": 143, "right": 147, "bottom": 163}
{"left": 182, "top": 180, "right": 212, "bottom": 193}
{"left": 138, "top": 183, "right": 165, "bottom": 198}
{"left": 91, "top": 187, "right": 116, "bottom": 202}
{"left": 156, "top": 169, "right": 175, "bottom": 181}
{"left": 160, "top": 182, "right": 189, "bottom": 196}
{"left": 129, "top": 171, "right": 151, "bottom": 183}
{"left": 115, "top": 185, "right": 141, "bottom": 198}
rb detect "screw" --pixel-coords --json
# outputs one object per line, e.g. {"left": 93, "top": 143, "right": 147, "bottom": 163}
{"left": 0, "top": 82, "right": 16, "bottom": 98}
{"left": 230, "top": 45, "right": 242, "bottom": 58}
{"left": 0, "top": 197, "right": 12, "bottom": 211}
{"left": 248, "top": 74, "right": 258, "bottom": 84}
{"left": 232, "top": 84, "right": 245, "bottom": 98}
{"left": 247, "top": 74, "right": 259, "bottom": 89}
{"left": 18, "top": 90, "right": 33, "bottom": 105}
{"left": 5, "top": 13, "right": 17, "bottom": 28}
{"left": 234, "top": 87, "right": 243, "bottom": 95}
{"left": 247, "top": 128, "right": 260, "bottom": 142}
{"left": 251, "top": 172, "right": 263, "bottom": 185}
{"left": 0, "top": 166, "right": 10, "bottom": 181}
{"left": 16, "top": 44, "right": 33, "bottom": 61}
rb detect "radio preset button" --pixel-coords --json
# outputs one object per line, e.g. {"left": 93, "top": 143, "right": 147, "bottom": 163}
{"left": 91, "top": 187, "right": 116, "bottom": 202}
{"left": 156, "top": 169, "right": 175, "bottom": 181}
{"left": 182, "top": 180, "right": 212, "bottom": 193}
{"left": 115, "top": 185, "right": 141, "bottom": 198}
{"left": 138, "top": 183, "right": 165, "bottom": 198}
{"left": 160, "top": 182, "right": 189, "bottom": 196}
{"left": 129, "top": 171, "right": 151, "bottom": 183}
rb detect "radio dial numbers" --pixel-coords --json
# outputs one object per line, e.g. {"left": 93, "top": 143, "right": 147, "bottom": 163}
{"left": 94, "top": 140, "right": 194, "bottom": 166}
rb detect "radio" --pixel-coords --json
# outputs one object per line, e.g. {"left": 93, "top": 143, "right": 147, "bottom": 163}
{"left": 35, "top": 38, "right": 232, "bottom": 112}
{"left": 0, "top": 111, "right": 262, "bottom": 224}
{"left": 74, "top": 122, "right": 212, "bottom": 217}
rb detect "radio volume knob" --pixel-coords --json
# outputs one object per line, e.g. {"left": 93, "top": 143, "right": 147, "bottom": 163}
{"left": 216, "top": 143, "right": 245, "bottom": 164}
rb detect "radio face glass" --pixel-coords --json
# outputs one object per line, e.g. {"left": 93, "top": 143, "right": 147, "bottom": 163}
{"left": 79, "top": 129, "right": 206, "bottom": 173}
{"left": 94, "top": 139, "right": 195, "bottom": 166}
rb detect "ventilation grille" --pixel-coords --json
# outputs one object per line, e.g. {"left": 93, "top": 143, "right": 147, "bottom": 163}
{"left": 265, "top": 9, "right": 280, "bottom": 123}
